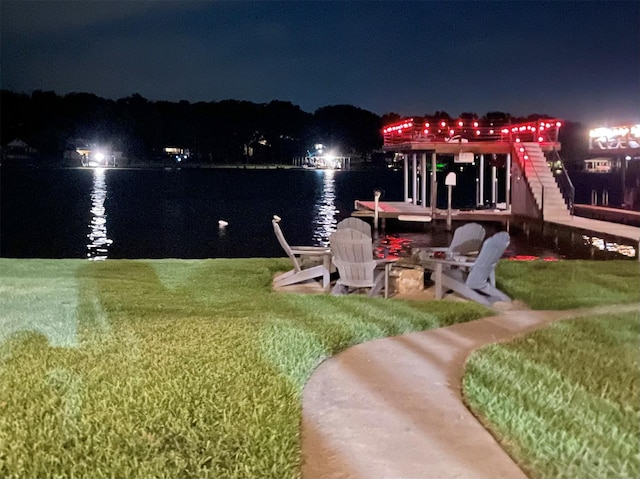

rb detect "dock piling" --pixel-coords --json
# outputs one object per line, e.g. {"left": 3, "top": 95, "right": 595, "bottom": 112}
{"left": 373, "top": 189, "right": 382, "bottom": 233}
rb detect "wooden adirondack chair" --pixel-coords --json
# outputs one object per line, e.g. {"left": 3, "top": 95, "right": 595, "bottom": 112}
{"left": 419, "top": 222, "right": 486, "bottom": 261}
{"left": 440, "top": 231, "right": 511, "bottom": 306}
{"left": 330, "top": 228, "right": 393, "bottom": 297}
{"left": 336, "top": 217, "right": 372, "bottom": 237}
{"left": 272, "top": 216, "right": 331, "bottom": 291}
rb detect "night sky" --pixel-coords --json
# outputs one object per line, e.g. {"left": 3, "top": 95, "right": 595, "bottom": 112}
{"left": 2, "top": 1, "right": 638, "bottom": 125}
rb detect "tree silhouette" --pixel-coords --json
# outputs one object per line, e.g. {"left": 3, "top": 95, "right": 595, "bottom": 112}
{"left": 1, "top": 89, "right": 582, "bottom": 167}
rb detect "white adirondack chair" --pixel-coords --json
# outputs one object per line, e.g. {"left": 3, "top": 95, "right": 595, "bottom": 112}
{"left": 419, "top": 222, "right": 486, "bottom": 261}
{"left": 330, "top": 228, "right": 391, "bottom": 297}
{"left": 272, "top": 216, "right": 331, "bottom": 290}
{"left": 440, "top": 231, "right": 511, "bottom": 306}
{"left": 336, "top": 217, "right": 372, "bottom": 237}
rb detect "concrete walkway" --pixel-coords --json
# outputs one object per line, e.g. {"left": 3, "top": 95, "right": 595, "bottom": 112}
{"left": 301, "top": 303, "right": 639, "bottom": 479}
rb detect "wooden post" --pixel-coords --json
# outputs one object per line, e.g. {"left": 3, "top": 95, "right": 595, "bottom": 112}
{"left": 447, "top": 186, "right": 453, "bottom": 231}
{"left": 431, "top": 152, "right": 437, "bottom": 218}
{"left": 412, "top": 153, "right": 418, "bottom": 205}
{"left": 479, "top": 154, "right": 485, "bottom": 206}
{"left": 374, "top": 189, "right": 382, "bottom": 233}
{"left": 491, "top": 164, "right": 497, "bottom": 208}
{"left": 505, "top": 153, "right": 511, "bottom": 212}
{"left": 403, "top": 154, "right": 409, "bottom": 202}
{"left": 445, "top": 172, "right": 457, "bottom": 232}
{"left": 420, "top": 152, "right": 427, "bottom": 208}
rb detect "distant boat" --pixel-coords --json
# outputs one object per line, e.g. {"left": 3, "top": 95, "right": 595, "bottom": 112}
{"left": 302, "top": 143, "right": 348, "bottom": 169}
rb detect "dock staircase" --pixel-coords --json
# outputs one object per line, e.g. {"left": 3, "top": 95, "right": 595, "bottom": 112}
{"left": 513, "top": 142, "right": 572, "bottom": 220}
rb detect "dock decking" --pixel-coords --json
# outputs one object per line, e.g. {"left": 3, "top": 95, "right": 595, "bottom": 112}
{"left": 573, "top": 205, "right": 640, "bottom": 227}
{"left": 353, "top": 200, "right": 640, "bottom": 258}
{"left": 354, "top": 200, "right": 512, "bottom": 224}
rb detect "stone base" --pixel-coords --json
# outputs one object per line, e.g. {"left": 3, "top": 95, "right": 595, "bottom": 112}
{"left": 390, "top": 266, "right": 424, "bottom": 294}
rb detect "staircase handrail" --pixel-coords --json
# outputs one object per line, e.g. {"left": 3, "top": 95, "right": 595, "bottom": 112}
{"left": 548, "top": 149, "right": 575, "bottom": 215}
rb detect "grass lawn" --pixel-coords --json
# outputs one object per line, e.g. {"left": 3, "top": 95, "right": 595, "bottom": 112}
{"left": 496, "top": 260, "right": 640, "bottom": 310}
{"left": 0, "top": 258, "right": 488, "bottom": 479}
{"left": 463, "top": 312, "right": 640, "bottom": 479}
{"left": 466, "top": 259, "right": 640, "bottom": 479}
{"left": 1, "top": 258, "right": 638, "bottom": 478}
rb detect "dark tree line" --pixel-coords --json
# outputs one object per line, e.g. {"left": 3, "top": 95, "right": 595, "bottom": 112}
{"left": 0, "top": 90, "right": 386, "bottom": 164}
{"left": 0, "top": 89, "right": 586, "bottom": 166}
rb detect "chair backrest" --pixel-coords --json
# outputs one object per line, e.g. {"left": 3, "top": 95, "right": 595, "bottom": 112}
{"left": 330, "top": 228, "right": 377, "bottom": 287}
{"left": 336, "top": 217, "right": 372, "bottom": 237}
{"left": 449, "top": 222, "right": 486, "bottom": 255}
{"left": 465, "top": 232, "right": 510, "bottom": 289}
{"left": 272, "top": 218, "right": 301, "bottom": 272}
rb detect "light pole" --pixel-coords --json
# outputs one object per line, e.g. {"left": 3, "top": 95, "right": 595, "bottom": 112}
{"left": 445, "top": 172, "right": 457, "bottom": 231}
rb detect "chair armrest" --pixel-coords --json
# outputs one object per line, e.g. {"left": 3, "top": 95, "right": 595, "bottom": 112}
{"left": 290, "top": 246, "right": 331, "bottom": 255}
{"left": 421, "top": 257, "right": 475, "bottom": 270}
{"left": 375, "top": 257, "right": 399, "bottom": 267}
{"left": 452, "top": 260, "right": 476, "bottom": 269}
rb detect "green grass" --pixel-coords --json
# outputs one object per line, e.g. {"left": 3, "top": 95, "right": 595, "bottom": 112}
{"left": 0, "top": 258, "right": 488, "bottom": 479}
{"left": 2, "top": 258, "right": 639, "bottom": 478}
{"left": 463, "top": 312, "right": 640, "bottom": 479}
{"left": 497, "top": 260, "right": 640, "bottom": 309}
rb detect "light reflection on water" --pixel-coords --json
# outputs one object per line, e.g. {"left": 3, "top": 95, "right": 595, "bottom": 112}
{"left": 1, "top": 167, "right": 636, "bottom": 260}
{"left": 582, "top": 234, "right": 636, "bottom": 258}
{"left": 312, "top": 169, "right": 339, "bottom": 246}
{"left": 381, "top": 223, "right": 637, "bottom": 261}
{"left": 301, "top": 167, "right": 638, "bottom": 261}
{"left": 87, "top": 168, "right": 112, "bottom": 260}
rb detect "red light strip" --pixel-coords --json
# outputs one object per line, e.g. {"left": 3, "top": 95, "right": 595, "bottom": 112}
{"left": 382, "top": 118, "right": 562, "bottom": 145}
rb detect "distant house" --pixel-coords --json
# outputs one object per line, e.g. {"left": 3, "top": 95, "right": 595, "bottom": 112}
{"left": 66, "top": 139, "right": 122, "bottom": 167}
{"left": 163, "top": 147, "right": 190, "bottom": 163}
{"left": 584, "top": 157, "right": 613, "bottom": 173}
{"left": 2, "top": 139, "right": 37, "bottom": 162}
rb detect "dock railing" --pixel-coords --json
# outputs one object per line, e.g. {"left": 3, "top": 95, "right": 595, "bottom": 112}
{"left": 549, "top": 149, "right": 575, "bottom": 215}
{"left": 382, "top": 118, "right": 562, "bottom": 147}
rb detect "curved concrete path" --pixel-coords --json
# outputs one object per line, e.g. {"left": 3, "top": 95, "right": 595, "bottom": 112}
{"left": 301, "top": 303, "right": 639, "bottom": 479}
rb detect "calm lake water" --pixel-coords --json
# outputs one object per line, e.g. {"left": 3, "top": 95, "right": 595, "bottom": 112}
{"left": 0, "top": 166, "right": 634, "bottom": 261}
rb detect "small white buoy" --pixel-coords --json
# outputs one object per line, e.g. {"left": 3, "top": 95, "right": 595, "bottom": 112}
{"left": 218, "top": 220, "right": 228, "bottom": 227}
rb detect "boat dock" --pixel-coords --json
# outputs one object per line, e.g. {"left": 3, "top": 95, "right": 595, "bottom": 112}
{"left": 573, "top": 205, "right": 640, "bottom": 227}
{"left": 353, "top": 200, "right": 512, "bottom": 223}
{"left": 352, "top": 200, "right": 640, "bottom": 259}
{"left": 362, "top": 116, "right": 640, "bottom": 260}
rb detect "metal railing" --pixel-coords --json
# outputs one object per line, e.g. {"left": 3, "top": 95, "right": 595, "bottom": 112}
{"left": 548, "top": 149, "right": 575, "bottom": 215}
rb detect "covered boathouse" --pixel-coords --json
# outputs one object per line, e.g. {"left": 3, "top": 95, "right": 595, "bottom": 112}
{"left": 355, "top": 117, "right": 571, "bottom": 224}
{"left": 354, "top": 117, "right": 640, "bottom": 259}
